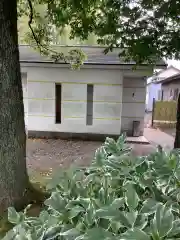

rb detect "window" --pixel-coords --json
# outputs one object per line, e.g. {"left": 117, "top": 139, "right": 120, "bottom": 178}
{"left": 55, "top": 84, "right": 62, "bottom": 123}
{"left": 86, "top": 84, "right": 94, "bottom": 125}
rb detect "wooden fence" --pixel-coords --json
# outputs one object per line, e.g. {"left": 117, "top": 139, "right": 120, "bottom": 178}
{"left": 152, "top": 99, "right": 177, "bottom": 127}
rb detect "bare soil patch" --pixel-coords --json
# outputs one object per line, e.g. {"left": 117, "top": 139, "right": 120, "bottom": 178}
{"left": 27, "top": 138, "right": 155, "bottom": 176}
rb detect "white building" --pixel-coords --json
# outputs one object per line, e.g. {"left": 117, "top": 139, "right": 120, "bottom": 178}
{"left": 146, "top": 65, "right": 180, "bottom": 111}
{"left": 20, "top": 45, "right": 166, "bottom": 139}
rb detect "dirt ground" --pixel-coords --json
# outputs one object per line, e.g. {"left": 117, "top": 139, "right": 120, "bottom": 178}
{"left": 27, "top": 112, "right": 174, "bottom": 178}
{"left": 27, "top": 138, "right": 155, "bottom": 176}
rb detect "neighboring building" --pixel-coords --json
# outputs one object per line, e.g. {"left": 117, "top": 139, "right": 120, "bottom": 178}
{"left": 19, "top": 45, "right": 166, "bottom": 138}
{"left": 158, "top": 73, "right": 180, "bottom": 101}
{"left": 146, "top": 81, "right": 161, "bottom": 112}
{"left": 146, "top": 65, "right": 180, "bottom": 111}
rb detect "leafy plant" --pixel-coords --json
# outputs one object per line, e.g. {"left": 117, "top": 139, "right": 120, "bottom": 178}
{"left": 3, "top": 135, "right": 180, "bottom": 239}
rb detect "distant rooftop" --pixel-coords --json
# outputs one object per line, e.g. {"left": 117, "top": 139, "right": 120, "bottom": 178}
{"left": 19, "top": 45, "right": 166, "bottom": 66}
{"left": 158, "top": 72, "right": 180, "bottom": 84}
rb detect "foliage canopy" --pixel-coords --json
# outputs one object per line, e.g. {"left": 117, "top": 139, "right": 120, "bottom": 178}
{"left": 18, "top": 0, "right": 180, "bottom": 65}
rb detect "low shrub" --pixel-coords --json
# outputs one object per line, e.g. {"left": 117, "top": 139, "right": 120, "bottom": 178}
{"left": 3, "top": 135, "right": 180, "bottom": 240}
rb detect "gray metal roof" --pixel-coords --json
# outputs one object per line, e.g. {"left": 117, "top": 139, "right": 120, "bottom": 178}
{"left": 158, "top": 72, "right": 180, "bottom": 84}
{"left": 19, "top": 45, "right": 166, "bottom": 66}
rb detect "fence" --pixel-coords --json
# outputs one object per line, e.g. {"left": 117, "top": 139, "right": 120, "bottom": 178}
{"left": 152, "top": 99, "right": 177, "bottom": 128}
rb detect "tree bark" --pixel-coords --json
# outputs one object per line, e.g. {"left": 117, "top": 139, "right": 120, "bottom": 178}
{"left": 174, "top": 93, "right": 180, "bottom": 148}
{"left": 0, "top": 0, "right": 29, "bottom": 213}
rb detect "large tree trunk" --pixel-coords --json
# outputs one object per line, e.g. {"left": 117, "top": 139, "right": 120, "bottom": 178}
{"left": 0, "top": 0, "right": 29, "bottom": 213}
{"left": 174, "top": 93, "right": 180, "bottom": 148}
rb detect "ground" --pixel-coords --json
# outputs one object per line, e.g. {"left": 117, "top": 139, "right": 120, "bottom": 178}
{"left": 27, "top": 136, "right": 155, "bottom": 181}
{"left": 145, "top": 111, "right": 176, "bottom": 137}
{"left": 27, "top": 113, "right": 175, "bottom": 181}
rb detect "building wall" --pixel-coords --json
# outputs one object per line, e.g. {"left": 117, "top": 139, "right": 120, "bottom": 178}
{"left": 26, "top": 67, "right": 123, "bottom": 135}
{"left": 21, "top": 65, "right": 147, "bottom": 137}
{"left": 21, "top": 72, "right": 28, "bottom": 128}
{"left": 121, "top": 77, "right": 146, "bottom": 135}
{"left": 146, "top": 83, "right": 161, "bottom": 111}
{"left": 162, "top": 78, "right": 180, "bottom": 100}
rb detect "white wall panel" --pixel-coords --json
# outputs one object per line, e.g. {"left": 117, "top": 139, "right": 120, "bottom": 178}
{"left": 123, "top": 88, "right": 146, "bottom": 103}
{"left": 121, "top": 77, "right": 146, "bottom": 134}
{"left": 62, "top": 84, "right": 86, "bottom": 101}
{"left": 28, "top": 100, "right": 42, "bottom": 114}
{"left": 28, "top": 82, "right": 55, "bottom": 99}
{"left": 87, "top": 119, "right": 121, "bottom": 134}
{"left": 21, "top": 72, "right": 28, "bottom": 128}
{"left": 28, "top": 67, "right": 123, "bottom": 84}
{"left": 23, "top": 99, "right": 28, "bottom": 113}
{"left": 28, "top": 116, "right": 54, "bottom": 131}
{"left": 94, "top": 85, "right": 122, "bottom": 102}
{"left": 122, "top": 103, "right": 145, "bottom": 118}
{"left": 28, "top": 115, "right": 121, "bottom": 135}
{"left": 41, "top": 100, "right": 55, "bottom": 115}
{"left": 62, "top": 102, "right": 86, "bottom": 118}
{"left": 94, "top": 102, "right": 121, "bottom": 118}
{"left": 121, "top": 117, "right": 144, "bottom": 132}
{"left": 123, "top": 77, "right": 145, "bottom": 88}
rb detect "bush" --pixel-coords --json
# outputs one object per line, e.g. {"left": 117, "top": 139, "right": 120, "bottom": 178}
{"left": 3, "top": 135, "right": 180, "bottom": 240}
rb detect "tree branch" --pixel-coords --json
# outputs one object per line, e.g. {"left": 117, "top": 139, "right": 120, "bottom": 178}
{"left": 27, "top": 0, "right": 67, "bottom": 62}
{"left": 27, "top": 0, "right": 41, "bottom": 48}
{"left": 26, "top": 0, "right": 86, "bottom": 68}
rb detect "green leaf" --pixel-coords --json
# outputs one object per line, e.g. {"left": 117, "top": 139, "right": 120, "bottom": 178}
{"left": 168, "top": 219, "right": 180, "bottom": 237}
{"left": 96, "top": 198, "right": 124, "bottom": 220}
{"left": 66, "top": 198, "right": 90, "bottom": 210}
{"left": 121, "top": 228, "right": 150, "bottom": 240}
{"left": 125, "top": 211, "right": 138, "bottom": 227}
{"left": 99, "top": 187, "right": 106, "bottom": 205}
{"left": 111, "top": 197, "right": 124, "bottom": 209}
{"left": 83, "top": 228, "right": 115, "bottom": 240}
{"left": 151, "top": 203, "right": 174, "bottom": 238}
{"left": 134, "top": 213, "right": 148, "bottom": 230}
{"left": 124, "top": 181, "right": 140, "bottom": 210}
{"left": 44, "top": 192, "right": 66, "bottom": 213}
{"left": 84, "top": 203, "right": 95, "bottom": 226}
{"left": 8, "top": 207, "right": 23, "bottom": 225}
{"left": 104, "top": 137, "right": 118, "bottom": 155}
{"left": 84, "top": 173, "right": 96, "bottom": 185}
{"left": 115, "top": 212, "right": 132, "bottom": 228}
{"left": 69, "top": 206, "right": 85, "bottom": 219}
{"left": 110, "top": 221, "right": 122, "bottom": 233}
{"left": 96, "top": 208, "right": 120, "bottom": 219}
{"left": 60, "top": 228, "right": 81, "bottom": 239}
{"left": 93, "top": 147, "right": 106, "bottom": 167}
{"left": 141, "top": 199, "right": 158, "bottom": 215}
{"left": 43, "top": 225, "right": 62, "bottom": 239}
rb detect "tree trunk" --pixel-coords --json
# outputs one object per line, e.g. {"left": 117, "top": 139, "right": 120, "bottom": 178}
{"left": 0, "top": 0, "right": 29, "bottom": 213}
{"left": 174, "top": 93, "right": 180, "bottom": 148}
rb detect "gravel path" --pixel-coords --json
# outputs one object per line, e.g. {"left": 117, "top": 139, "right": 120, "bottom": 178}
{"left": 27, "top": 138, "right": 155, "bottom": 176}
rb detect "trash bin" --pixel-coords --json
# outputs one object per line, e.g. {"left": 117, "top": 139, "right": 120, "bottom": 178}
{"left": 132, "top": 120, "right": 141, "bottom": 137}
